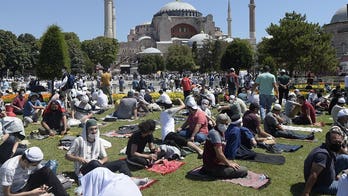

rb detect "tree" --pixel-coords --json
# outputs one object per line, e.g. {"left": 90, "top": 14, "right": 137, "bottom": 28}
{"left": 138, "top": 54, "right": 164, "bottom": 74}
{"left": 166, "top": 45, "right": 195, "bottom": 72}
{"left": 37, "top": 25, "right": 70, "bottom": 93}
{"left": 81, "top": 36, "right": 119, "bottom": 69}
{"left": 64, "top": 32, "right": 87, "bottom": 74}
{"left": 258, "top": 12, "right": 338, "bottom": 76}
{"left": 0, "top": 30, "right": 27, "bottom": 77}
{"left": 17, "top": 33, "right": 40, "bottom": 75}
{"left": 221, "top": 38, "right": 254, "bottom": 72}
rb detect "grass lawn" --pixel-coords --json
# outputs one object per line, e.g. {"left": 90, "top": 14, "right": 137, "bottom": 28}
{"left": 24, "top": 107, "right": 332, "bottom": 196}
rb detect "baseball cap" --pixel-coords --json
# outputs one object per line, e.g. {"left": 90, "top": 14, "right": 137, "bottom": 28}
{"left": 230, "top": 68, "right": 235, "bottom": 72}
{"left": 186, "top": 97, "right": 198, "bottom": 110}
{"left": 280, "top": 69, "right": 286, "bottom": 73}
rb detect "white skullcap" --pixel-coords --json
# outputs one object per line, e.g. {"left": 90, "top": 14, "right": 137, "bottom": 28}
{"left": 24, "top": 147, "right": 43, "bottom": 162}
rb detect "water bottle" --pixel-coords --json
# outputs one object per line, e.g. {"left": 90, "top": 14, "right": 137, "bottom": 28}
{"left": 259, "top": 174, "right": 267, "bottom": 181}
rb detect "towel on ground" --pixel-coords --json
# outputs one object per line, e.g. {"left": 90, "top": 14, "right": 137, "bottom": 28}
{"left": 147, "top": 159, "right": 185, "bottom": 175}
{"left": 186, "top": 166, "right": 270, "bottom": 190}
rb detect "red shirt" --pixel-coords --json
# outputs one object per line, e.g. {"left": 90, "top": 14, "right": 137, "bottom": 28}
{"left": 301, "top": 101, "right": 316, "bottom": 123}
{"left": 12, "top": 96, "right": 26, "bottom": 110}
{"left": 188, "top": 109, "right": 208, "bottom": 135}
{"left": 181, "top": 77, "right": 192, "bottom": 91}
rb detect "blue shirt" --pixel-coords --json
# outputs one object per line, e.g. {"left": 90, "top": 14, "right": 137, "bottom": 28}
{"left": 23, "top": 100, "right": 41, "bottom": 116}
{"left": 224, "top": 124, "right": 254, "bottom": 159}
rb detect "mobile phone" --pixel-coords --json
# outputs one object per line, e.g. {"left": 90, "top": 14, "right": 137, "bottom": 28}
{"left": 46, "top": 186, "right": 53, "bottom": 192}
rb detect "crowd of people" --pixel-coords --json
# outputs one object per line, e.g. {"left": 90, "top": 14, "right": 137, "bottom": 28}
{"left": 0, "top": 66, "right": 348, "bottom": 195}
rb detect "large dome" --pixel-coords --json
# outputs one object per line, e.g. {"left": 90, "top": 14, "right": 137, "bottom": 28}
{"left": 331, "top": 5, "right": 348, "bottom": 23}
{"left": 159, "top": 1, "right": 196, "bottom": 13}
{"left": 155, "top": 1, "right": 201, "bottom": 17}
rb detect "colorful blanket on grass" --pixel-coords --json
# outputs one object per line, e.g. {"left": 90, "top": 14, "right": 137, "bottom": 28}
{"left": 147, "top": 160, "right": 185, "bottom": 175}
{"left": 186, "top": 166, "right": 270, "bottom": 190}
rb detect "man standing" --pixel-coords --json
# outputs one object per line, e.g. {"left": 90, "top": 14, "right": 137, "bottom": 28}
{"left": 252, "top": 66, "right": 279, "bottom": 120}
{"left": 101, "top": 68, "right": 112, "bottom": 105}
{"left": 181, "top": 74, "right": 192, "bottom": 98}
{"left": 226, "top": 68, "right": 239, "bottom": 97}
{"left": 277, "top": 69, "right": 291, "bottom": 105}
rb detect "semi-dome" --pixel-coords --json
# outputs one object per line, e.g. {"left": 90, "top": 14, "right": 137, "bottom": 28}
{"left": 187, "top": 32, "right": 212, "bottom": 47}
{"left": 155, "top": 1, "right": 202, "bottom": 17}
{"left": 331, "top": 5, "right": 348, "bottom": 23}
{"left": 139, "top": 47, "right": 162, "bottom": 54}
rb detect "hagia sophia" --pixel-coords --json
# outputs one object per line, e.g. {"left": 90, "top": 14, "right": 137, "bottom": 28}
{"left": 103, "top": 0, "right": 348, "bottom": 73}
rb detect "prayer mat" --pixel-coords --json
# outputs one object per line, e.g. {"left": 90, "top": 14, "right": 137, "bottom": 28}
{"left": 272, "top": 143, "right": 303, "bottom": 152}
{"left": 250, "top": 153, "right": 285, "bottom": 165}
{"left": 147, "top": 160, "right": 185, "bottom": 175}
{"left": 186, "top": 166, "right": 270, "bottom": 190}
{"left": 117, "top": 124, "right": 139, "bottom": 134}
{"left": 282, "top": 125, "right": 322, "bottom": 132}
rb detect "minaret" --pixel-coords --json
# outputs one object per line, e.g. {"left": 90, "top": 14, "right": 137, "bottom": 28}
{"left": 112, "top": 2, "right": 116, "bottom": 39}
{"left": 227, "top": 0, "right": 232, "bottom": 38}
{"left": 249, "top": 0, "right": 256, "bottom": 48}
{"left": 104, "top": 0, "right": 114, "bottom": 38}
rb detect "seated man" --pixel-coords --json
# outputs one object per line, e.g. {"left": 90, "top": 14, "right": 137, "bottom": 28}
{"left": 264, "top": 104, "right": 315, "bottom": 140}
{"left": 156, "top": 90, "right": 172, "bottom": 108}
{"left": 71, "top": 93, "right": 93, "bottom": 124}
{"left": 201, "top": 113, "right": 248, "bottom": 179}
{"left": 242, "top": 102, "right": 275, "bottom": 145}
{"left": 66, "top": 119, "right": 132, "bottom": 177}
{"left": 39, "top": 100, "right": 68, "bottom": 136}
{"left": 23, "top": 93, "right": 45, "bottom": 127}
{"left": 224, "top": 116, "right": 257, "bottom": 160}
{"left": 331, "top": 97, "right": 346, "bottom": 124}
{"left": 11, "top": 88, "right": 26, "bottom": 115}
{"left": 113, "top": 91, "right": 138, "bottom": 120}
{"left": 292, "top": 95, "right": 316, "bottom": 125}
{"left": 0, "top": 115, "right": 26, "bottom": 164}
{"left": 177, "top": 98, "right": 208, "bottom": 143}
{"left": 303, "top": 126, "right": 348, "bottom": 195}
{"left": 160, "top": 98, "right": 203, "bottom": 158}
{"left": 0, "top": 146, "right": 68, "bottom": 196}
{"left": 126, "top": 119, "right": 161, "bottom": 168}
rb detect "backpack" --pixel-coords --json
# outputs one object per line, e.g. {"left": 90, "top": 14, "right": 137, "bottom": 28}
{"left": 66, "top": 74, "right": 75, "bottom": 89}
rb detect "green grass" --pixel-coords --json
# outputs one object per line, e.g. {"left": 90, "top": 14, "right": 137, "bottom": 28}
{"left": 24, "top": 108, "right": 332, "bottom": 196}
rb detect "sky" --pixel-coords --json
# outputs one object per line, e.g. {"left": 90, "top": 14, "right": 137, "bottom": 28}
{"left": 1, "top": 0, "right": 347, "bottom": 43}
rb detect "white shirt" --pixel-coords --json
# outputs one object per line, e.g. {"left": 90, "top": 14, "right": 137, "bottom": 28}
{"left": 157, "top": 93, "right": 172, "bottom": 104}
{"left": 97, "top": 91, "right": 108, "bottom": 108}
{"left": 0, "top": 156, "right": 38, "bottom": 195}
{"left": 160, "top": 107, "right": 180, "bottom": 141}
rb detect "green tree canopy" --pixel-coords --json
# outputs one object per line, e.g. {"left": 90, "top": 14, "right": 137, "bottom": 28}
{"left": 165, "top": 45, "right": 195, "bottom": 72}
{"left": 138, "top": 54, "right": 164, "bottom": 74}
{"left": 0, "top": 30, "right": 28, "bottom": 77}
{"left": 37, "top": 25, "right": 70, "bottom": 91}
{"left": 258, "top": 11, "right": 338, "bottom": 75}
{"left": 64, "top": 32, "right": 88, "bottom": 74}
{"left": 81, "top": 36, "right": 119, "bottom": 69}
{"left": 220, "top": 38, "right": 254, "bottom": 73}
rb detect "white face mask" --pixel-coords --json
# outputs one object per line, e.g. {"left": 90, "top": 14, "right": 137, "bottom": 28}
{"left": 218, "top": 124, "right": 228, "bottom": 133}
{"left": 201, "top": 105, "right": 207, "bottom": 110}
{"left": 88, "top": 133, "right": 96, "bottom": 140}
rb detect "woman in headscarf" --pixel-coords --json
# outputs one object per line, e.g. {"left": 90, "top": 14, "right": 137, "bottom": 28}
{"left": 65, "top": 119, "right": 131, "bottom": 178}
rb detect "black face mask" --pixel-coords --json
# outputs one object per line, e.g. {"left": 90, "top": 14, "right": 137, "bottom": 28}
{"left": 329, "top": 143, "right": 342, "bottom": 152}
